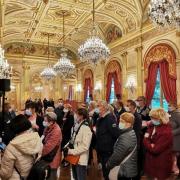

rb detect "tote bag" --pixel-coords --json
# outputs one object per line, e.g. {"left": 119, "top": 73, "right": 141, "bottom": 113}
{"left": 109, "top": 144, "right": 137, "bottom": 180}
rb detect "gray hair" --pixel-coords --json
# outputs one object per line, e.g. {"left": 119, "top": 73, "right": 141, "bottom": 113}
{"left": 98, "top": 100, "right": 109, "bottom": 111}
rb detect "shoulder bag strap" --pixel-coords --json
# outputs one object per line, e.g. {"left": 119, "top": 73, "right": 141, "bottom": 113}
{"left": 14, "top": 166, "right": 24, "bottom": 180}
{"left": 121, "top": 144, "right": 137, "bottom": 165}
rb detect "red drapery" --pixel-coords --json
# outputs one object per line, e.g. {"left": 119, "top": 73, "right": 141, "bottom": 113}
{"left": 113, "top": 71, "right": 121, "bottom": 97}
{"left": 145, "top": 60, "right": 177, "bottom": 105}
{"left": 159, "top": 60, "right": 177, "bottom": 104}
{"left": 68, "top": 85, "right": 73, "bottom": 100}
{"left": 84, "top": 78, "right": 93, "bottom": 102}
{"left": 106, "top": 73, "right": 113, "bottom": 102}
{"left": 106, "top": 72, "right": 121, "bottom": 102}
{"left": 145, "top": 63, "right": 159, "bottom": 106}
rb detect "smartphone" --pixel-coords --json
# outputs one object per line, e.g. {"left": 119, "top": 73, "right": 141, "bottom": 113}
{"left": 0, "top": 142, "right": 6, "bottom": 151}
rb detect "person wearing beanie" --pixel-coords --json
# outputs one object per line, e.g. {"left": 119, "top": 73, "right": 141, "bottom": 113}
{"left": 42, "top": 112, "right": 62, "bottom": 180}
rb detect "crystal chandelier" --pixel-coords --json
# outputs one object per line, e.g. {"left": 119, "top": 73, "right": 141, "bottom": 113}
{"left": 53, "top": 11, "right": 75, "bottom": 78}
{"left": 40, "top": 34, "right": 56, "bottom": 80}
{"left": 78, "top": 0, "right": 110, "bottom": 64}
{"left": 149, "top": 0, "right": 180, "bottom": 30}
{"left": 0, "top": 44, "right": 12, "bottom": 79}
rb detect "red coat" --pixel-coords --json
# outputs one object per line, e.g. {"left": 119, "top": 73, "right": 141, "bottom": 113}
{"left": 42, "top": 123, "right": 62, "bottom": 169}
{"left": 143, "top": 123, "right": 173, "bottom": 180}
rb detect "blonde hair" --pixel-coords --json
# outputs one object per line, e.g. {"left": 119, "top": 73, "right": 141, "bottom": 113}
{"left": 108, "top": 104, "right": 114, "bottom": 113}
{"left": 89, "top": 101, "right": 97, "bottom": 109}
{"left": 120, "top": 112, "right": 135, "bottom": 126}
{"left": 149, "top": 108, "right": 169, "bottom": 124}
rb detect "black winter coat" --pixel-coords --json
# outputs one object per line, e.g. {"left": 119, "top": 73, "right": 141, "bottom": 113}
{"left": 107, "top": 128, "right": 137, "bottom": 178}
{"left": 96, "top": 113, "right": 120, "bottom": 153}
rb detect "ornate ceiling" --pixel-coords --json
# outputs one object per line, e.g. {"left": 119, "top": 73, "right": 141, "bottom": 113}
{"left": 1, "top": 0, "right": 150, "bottom": 59}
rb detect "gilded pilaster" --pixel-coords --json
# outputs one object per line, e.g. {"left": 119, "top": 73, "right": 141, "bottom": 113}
{"left": 135, "top": 46, "right": 143, "bottom": 96}
{"left": 121, "top": 52, "right": 128, "bottom": 101}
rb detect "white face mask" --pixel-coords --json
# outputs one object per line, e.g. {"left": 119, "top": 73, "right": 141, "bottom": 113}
{"left": 125, "top": 106, "right": 130, "bottom": 112}
{"left": 43, "top": 121, "right": 49, "bottom": 128}
{"left": 63, "top": 108, "right": 69, "bottom": 113}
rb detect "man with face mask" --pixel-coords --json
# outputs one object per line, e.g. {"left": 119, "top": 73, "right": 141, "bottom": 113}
{"left": 168, "top": 102, "right": 180, "bottom": 177}
{"left": 54, "top": 98, "right": 64, "bottom": 128}
{"left": 96, "top": 100, "right": 120, "bottom": 180}
{"left": 126, "top": 99, "right": 142, "bottom": 180}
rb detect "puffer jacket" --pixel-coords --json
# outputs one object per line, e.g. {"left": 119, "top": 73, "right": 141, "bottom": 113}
{"left": 68, "top": 121, "right": 92, "bottom": 166}
{"left": 107, "top": 128, "right": 137, "bottom": 178}
{"left": 0, "top": 132, "right": 42, "bottom": 180}
{"left": 42, "top": 122, "right": 62, "bottom": 169}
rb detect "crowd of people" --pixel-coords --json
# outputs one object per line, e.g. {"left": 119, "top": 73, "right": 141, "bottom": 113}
{"left": 0, "top": 96, "right": 180, "bottom": 180}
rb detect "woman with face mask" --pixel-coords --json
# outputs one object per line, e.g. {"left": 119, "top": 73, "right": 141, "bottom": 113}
{"left": 25, "top": 102, "right": 44, "bottom": 137}
{"left": 61, "top": 104, "right": 74, "bottom": 167}
{"left": 106, "top": 112, "right": 137, "bottom": 180}
{"left": 64, "top": 108, "right": 92, "bottom": 180}
{"left": 144, "top": 108, "right": 173, "bottom": 180}
{"left": 42, "top": 112, "right": 62, "bottom": 180}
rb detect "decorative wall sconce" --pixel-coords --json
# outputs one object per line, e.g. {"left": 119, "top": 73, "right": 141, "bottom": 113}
{"left": 63, "top": 85, "right": 68, "bottom": 91}
{"left": 76, "top": 83, "right": 82, "bottom": 92}
{"left": 125, "top": 75, "right": 137, "bottom": 93}
{"left": 34, "top": 86, "right": 43, "bottom": 92}
{"left": 94, "top": 81, "right": 102, "bottom": 93}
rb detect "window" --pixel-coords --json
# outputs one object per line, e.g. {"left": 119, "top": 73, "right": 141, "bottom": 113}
{"left": 85, "top": 86, "right": 90, "bottom": 103}
{"left": 109, "top": 78, "right": 116, "bottom": 104}
{"left": 151, "top": 69, "right": 168, "bottom": 111}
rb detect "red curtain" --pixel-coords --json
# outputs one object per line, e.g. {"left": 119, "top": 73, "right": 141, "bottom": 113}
{"left": 106, "top": 73, "right": 113, "bottom": 102}
{"left": 145, "top": 63, "right": 159, "bottom": 106}
{"left": 68, "top": 85, "right": 73, "bottom": 100}
{"left": 113, "top": 71, "right": 121, "bottom": 97}
{"left": 159, "top": 60, "right": 177, "bottom": 104}
{"left": 84, "top": 78, "right": 93, "bottom": 102}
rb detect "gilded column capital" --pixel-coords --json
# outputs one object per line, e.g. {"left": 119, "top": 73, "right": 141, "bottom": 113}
{"left": 135, "top": 46, "right": 143, "bottom": 52}
{"left": 22, "top": 64, "right": 30, "bottom": 70}
{"left": 121, "top": 51, "right": 128, "bottom": 58}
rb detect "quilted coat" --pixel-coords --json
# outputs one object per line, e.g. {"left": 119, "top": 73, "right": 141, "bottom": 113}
{"left": 0, "top": 132, "right": 42, "bottom": 180}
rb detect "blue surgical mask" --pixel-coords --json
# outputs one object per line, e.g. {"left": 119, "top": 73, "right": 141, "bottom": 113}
{"left": 94, "top": 108, "right": 100, "bottom": 114}
{"left": 25, "top": 109, "right": 32, "bottom": 116}
{"left": 119, "top": 122, "right": 126, "bottom": 129}
{"left": 152, "top": 119, "right": 161, "bottom": 126}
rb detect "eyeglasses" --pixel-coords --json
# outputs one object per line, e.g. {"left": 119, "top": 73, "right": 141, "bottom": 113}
{"left": 137, "top": 99, "right": 143, "bottom": 102}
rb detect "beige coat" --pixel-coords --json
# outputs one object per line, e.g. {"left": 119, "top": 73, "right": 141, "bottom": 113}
{"left": 68, "top": 124, "right": 92, "bottom": 166}
{"left": 0, "top": 132, "right": 42, "bottom": 180}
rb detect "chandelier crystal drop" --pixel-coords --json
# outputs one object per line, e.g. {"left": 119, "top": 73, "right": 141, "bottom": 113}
{"left": 78, "top": 28, "right": 110, "bottom": 64}
{"left": 149, "top": 0, "right": 180, "bottom": 30}
{"left": 0, "top": 44, "right": 12, "bottom": 79}
{"left": 40, "top": 34, "right": 56, "bottom": 80}
{"left": 53, "top": 11, "right": 75, "bottom": 78}
{"left": 40, "top": 65, "right": 56, "bottom": 81}
{"left": 78, "top": 0, "right": 110, "bottom": 64}
{"left": 53, "top": 49, "right": 75, "bottom": 78}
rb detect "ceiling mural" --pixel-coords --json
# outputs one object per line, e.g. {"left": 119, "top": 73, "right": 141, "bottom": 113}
{"left": 4, "top": 42, "right": 77, "bottom": 60}
{"left": 2, "top": 0, "right": 149, "bottom": 53}
{"left": 106, "top": 25, "right": 122, "bottom": 44}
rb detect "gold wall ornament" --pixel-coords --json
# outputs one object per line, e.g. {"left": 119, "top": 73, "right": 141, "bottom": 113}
{"left": 144, "top": 43, "right": 177, "bottom": 81}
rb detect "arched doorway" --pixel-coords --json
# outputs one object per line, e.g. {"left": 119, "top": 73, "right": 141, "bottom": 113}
{"left": 105, "top": 60, "right": 122, "bottom": 103}
{"left": 144, "top": 43, "right": 177, "bottom": 109}
{"left": 83, "top": 69, "right": 94, "bottom": 103}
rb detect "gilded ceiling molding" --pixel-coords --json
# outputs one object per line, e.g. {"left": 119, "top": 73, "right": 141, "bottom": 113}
{"left": 144, "top": 43, "right": 177, "bottom": 81}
